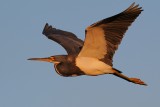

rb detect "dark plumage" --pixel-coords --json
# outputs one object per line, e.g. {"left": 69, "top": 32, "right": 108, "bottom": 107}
{"left": 43, "top": 23, "right": 83, "bottom": 55}
{"left": 28, "top": 3, "right": 147, "bottom": 85}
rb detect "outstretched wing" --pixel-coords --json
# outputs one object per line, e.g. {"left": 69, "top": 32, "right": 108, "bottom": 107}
{"left": 78, "top": 3, "right": 143, "bottom": 66}
{"left": 43, "top": 23, "right": 83, "bottom": 55}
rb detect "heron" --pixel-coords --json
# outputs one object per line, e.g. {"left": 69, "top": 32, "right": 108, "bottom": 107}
{"left": 28, "top": 3, "right": 147, "bottom": 85}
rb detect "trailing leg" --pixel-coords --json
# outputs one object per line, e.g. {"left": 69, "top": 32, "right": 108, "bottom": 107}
{"left": 112, "top": 68, "right": 147, "bottom": 86}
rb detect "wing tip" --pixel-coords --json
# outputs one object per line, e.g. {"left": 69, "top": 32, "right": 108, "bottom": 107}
{"left": 125, "top": 2, "right": 143, "bottom": 12}
{"left": 42, "top": 23, "right": 56, "bottom": 36}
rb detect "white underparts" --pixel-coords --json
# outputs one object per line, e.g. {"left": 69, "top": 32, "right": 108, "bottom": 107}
{"left": 76, "top": 56, "right": 114, "bottom": 76}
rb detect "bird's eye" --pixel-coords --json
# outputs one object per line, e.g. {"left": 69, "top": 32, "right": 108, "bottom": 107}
{"left": 50, "top": 56, "right": 55, "bottom": 60}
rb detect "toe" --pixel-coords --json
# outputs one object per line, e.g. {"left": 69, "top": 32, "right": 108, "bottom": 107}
{"left": 130, "top": 78, "right": 147, "bottom": 86}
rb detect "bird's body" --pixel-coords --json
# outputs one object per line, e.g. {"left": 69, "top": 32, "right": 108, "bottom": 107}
{"left": 28, "top": 3, "right": 147, "bottom": 85}
{"left": 76, "top": 57, "right": 113, "bottom": 76}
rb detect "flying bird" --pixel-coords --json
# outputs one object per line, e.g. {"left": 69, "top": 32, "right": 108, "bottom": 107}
{"left": 28, "top": 3, "right": 147, "bottom": 85}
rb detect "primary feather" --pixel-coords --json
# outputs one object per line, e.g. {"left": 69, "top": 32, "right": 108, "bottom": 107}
{"left": 78, "top": 3, "right": 143, "bottom": 66}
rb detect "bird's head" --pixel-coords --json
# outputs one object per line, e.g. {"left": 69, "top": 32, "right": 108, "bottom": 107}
{"left": 28, "top": 55, "right": 66, "bottom": 64}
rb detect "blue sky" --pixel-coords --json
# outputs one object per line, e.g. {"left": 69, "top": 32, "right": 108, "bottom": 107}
{"left": 0, "top": 0, "right": 160, "bottom": 107}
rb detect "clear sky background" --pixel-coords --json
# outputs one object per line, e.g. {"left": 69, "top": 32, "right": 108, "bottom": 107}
{"left": 0, "top": 0, "right": 160, "bottom": 107}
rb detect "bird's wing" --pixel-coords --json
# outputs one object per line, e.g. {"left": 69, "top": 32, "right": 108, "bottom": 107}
{"left": 42, "top": 23, "right": 84, "bottom": 55}
{"left": 78, "top": 3, "right": 143, "bottom": 66}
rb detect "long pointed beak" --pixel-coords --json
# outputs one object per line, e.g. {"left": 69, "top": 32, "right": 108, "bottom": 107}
{"left": 28, "top": 57, "right": 54, "bottom": 63}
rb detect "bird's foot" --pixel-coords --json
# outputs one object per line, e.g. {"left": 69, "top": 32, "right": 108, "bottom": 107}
{"left": 129, "top": 78, "right": 147, "bottom": 86}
